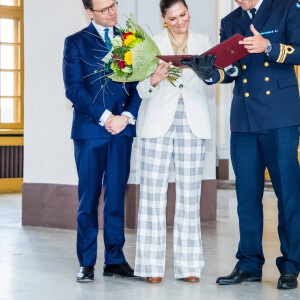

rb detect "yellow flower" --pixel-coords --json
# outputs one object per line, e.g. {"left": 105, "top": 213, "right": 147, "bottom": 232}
{"left": 128, "top": 29, "right": 136, "bottom": 34}
{"left": 124, "top": 51, "right": 132, "bottom": 65}
{"left": 124, "top": 34, "right": 136, "bottom": 47}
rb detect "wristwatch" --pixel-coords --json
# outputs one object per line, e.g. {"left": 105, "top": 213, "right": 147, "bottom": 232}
{"left": 265, "top": 39, "right": 272, "bottom": 55}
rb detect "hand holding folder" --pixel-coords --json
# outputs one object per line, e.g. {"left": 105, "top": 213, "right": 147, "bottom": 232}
{"left": 157, "top": 34, "right": 249, "bottom": 69}
{"left": 181, "top": 54, "right": 217, "bottom": 80}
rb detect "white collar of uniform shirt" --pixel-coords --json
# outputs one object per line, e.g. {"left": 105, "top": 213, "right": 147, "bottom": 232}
{"left": 247, "top": 0, "right": 264, "bottom": 18}
{"left": 92, "top": 20, "right": 114, "bottom": 41}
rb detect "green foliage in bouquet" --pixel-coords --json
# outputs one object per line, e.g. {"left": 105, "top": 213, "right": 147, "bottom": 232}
{"left": 102, "top": 13, "right": 181, "bottom": 86}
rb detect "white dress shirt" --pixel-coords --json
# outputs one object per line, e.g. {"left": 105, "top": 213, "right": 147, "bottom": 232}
{"left": 247, "top": 0, "right": 264, "bottom": 18}
{"left": 91, "top": 21, "right": 136, "bottom": 126}
{"left": 92, "top": 21, "right": 114, "bottom": 44}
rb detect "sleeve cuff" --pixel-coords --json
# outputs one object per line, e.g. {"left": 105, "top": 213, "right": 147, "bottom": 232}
{"left": 216, "top": 69, "right": 225, "bottom": 84}
{"left": 267, "top": 42, "right": 295, "bottom": 64}
{"left": 148, "top": 85, "right": 157, "bottom": 93}
{"left": 224, "top": 65, "right": 239, "bottom": 77}
{"left": 122, "top": 111, "right": 136, "bottom": 125}
{"left": 99, "top": 109, "right": 112, "bottom": 126}
{"left": 145, "top": 76, "right": 160, "bottom": 93}
{"left": 276, "top": 44, "right": 295, "bottom": 63}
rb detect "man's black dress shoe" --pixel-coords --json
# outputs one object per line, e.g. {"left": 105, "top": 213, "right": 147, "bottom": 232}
{"left": 76, "top": 266, "right": 94, "bottom": 282}
{"left": 103, "top": 262, "right": 137, "bottom": 278}
{"left": 277, "top": 271, "right": 298, "bottom": 290}
{"left": 216, "top": 267, "right": 262, "bottom": 285}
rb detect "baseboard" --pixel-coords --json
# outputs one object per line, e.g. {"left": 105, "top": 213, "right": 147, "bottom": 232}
{"left": 22, "top": 180, "right": 217, "bottom": 230}
{"left": 216, "top": 159, "right": 229, "bottom": 180}
{"left": 0, "top": 178, "right": 23, "bottom": 193}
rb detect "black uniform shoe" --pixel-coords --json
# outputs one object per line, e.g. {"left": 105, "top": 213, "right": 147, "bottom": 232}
{"left": 103, "top": 262, "right": 137, "bottom": 278}
{"left": 277, "top": 271, "right": 298, "bottom": 290}
{"left": 76, "top": 266, "right": 94, "bottom": 282}
{"left": 216, "top": 267, "right": 262, "bottom": 285}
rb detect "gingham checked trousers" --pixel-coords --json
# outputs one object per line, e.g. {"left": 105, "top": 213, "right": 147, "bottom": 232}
{"left": 135, "top": 98, "right": 206, "bottom": 278}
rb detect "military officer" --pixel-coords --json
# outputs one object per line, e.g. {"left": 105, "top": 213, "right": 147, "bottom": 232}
{"left": 183, "top": 0, "right": 300, "bottom": 290}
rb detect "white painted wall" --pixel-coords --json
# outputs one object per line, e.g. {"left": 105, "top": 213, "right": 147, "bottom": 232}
{"left": 135, "top": 0, "right": 216, "bottom": 41}
{"left": 24, "top": 0, "right": 217, "bottom": 185}
{"left": 215, "top": 0, "right": 237, "bottom": 180}
{"left": 24, "top": 0, "right": 87, "bottom": 185}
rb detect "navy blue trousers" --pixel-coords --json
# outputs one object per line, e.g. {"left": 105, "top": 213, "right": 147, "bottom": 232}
{"left": 74, "top": 137, "right": 133, "bottom": 267}
{"left": 231, "top": 126, "right": 300, "bottom": 277}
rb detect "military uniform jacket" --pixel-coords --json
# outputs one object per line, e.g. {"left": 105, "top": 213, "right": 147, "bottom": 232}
{"left": 209, "top": 0, "right": 300, "bottom": 132}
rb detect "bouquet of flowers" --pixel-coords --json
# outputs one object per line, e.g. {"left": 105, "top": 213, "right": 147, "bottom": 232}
{"left": 102, "top": 13, "right": 181, "bottom": 86}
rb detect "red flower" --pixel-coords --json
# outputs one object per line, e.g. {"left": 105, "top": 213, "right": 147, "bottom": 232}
{"left": 118, "top": 60, "right": 126, "bottom": 69}
{"left": 122, "top": 32, "right": 133, "bottom": 40}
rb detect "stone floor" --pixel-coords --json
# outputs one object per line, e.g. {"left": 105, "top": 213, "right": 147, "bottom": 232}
{"left": 0, "top": 190, "right": 299, "bottom": 300}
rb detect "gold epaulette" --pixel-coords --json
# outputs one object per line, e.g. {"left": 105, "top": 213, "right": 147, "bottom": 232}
{"left": 276, "top": 44, "right": 295, "bottom": 63}
{"left": 217, "top": 69, "right": 225, "bottom": 84}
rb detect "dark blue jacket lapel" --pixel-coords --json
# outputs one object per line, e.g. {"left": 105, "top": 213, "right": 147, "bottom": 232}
{"left": 84, "top": 22, "right": 106, "bottom": 47}
{"left": 84, "top": 22, "right": 119, "bottom": 48}
{"left": 113, "top": 27, "right": 118, "bottom": 37}
{"left": 249, "top": 0, "right": 273, "bottom": 35}
{"left": 234, "top": 0, "right": 273, "bottom": 37}
{"left": 234, "top": 8, "right": 252, "bottom": 36}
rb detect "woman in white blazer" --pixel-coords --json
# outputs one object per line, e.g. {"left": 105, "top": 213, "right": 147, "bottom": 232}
{"left": 134, "top": 0, "right": 212, "bottom": 283}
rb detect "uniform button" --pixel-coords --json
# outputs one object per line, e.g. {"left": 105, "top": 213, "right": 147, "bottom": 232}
{"left": 265, "top": 77, "right": 270, "bottom": 82}
{"left": 179, "top": 84, "right": 183, "bottom": 89}
{"left": 243, "top": 79, "right": 247, "bottom": 83}
{"left": 242, "top": 65, "right": 247, "bottom": 70}
{"left": 264, "top": 62, "right": 269, "bottom": 67}
{"left": 266, "top": 91, "right": 271, "bottom": 95}
{"left": 245, "top": 93, "right": 250, "bottom": 98}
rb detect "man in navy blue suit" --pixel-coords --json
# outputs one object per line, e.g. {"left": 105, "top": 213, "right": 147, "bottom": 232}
{"left": 62, "top": 0, "right": 141, "bottom": 282}
{"left": 183, "top": 0, "right": 300, "bottom": 290}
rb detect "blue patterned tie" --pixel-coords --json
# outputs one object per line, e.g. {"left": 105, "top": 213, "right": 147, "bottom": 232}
{"left": 104, "top": 28, "right": 112, "bottom": 51}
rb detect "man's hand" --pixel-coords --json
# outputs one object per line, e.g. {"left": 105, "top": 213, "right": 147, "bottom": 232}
{"left": 105, "top": 115, "right": 128, "bottom": 135}
{"left": 239, "top": 24, "right": 267, "bottom": 53}
{"left": 105, "top": 113, "right": 115, "bottom": 124}
{"left": 181, "top": 54, "right": 217, "bottom": 80}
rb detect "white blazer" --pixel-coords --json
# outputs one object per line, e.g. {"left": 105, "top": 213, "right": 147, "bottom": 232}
{"left": 137, "top": 29, "right": 212, "bottom": 139}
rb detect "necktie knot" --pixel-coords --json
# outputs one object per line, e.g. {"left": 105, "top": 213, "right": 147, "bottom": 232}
{"left": 250, "top": 8, "right": 257, "bottom": 19}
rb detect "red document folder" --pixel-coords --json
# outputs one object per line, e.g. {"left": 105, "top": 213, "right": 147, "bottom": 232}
{"left": 157, "top": 34, "right": 249, "bottom": 69}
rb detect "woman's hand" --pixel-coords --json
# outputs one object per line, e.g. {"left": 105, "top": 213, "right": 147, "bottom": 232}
{"left": 150, "top": 62, "right": 172, "bottom": 86}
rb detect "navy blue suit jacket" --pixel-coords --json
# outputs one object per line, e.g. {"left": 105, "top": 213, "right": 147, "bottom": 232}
{"left": 63, "top": 23, "right": 141, "bottom": 139}
{"left": 209, "top": 0, "right": 300, "bottom": 132}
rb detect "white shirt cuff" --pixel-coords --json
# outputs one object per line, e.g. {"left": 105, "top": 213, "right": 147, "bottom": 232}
{"left": 122, "top": 111, "right": 136, "bottom": 125}
{"left": 224, "top": 65, "right": 239, "bottom": 77}
{"left": 204, "top": 78, "right": 213, "bottom": 82}
{"left": 99, "top": 109, "right": 111, "bottom": 126}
